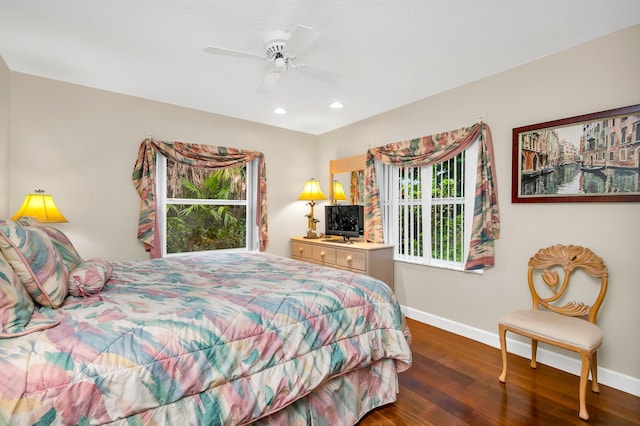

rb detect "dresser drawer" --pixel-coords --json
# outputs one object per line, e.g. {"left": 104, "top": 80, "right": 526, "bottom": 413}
{"left": 290, "top": 237, "right": 394, "bottom": 290}
{"left": 313, "top": 246, "right": 337, "bottom": 265}
{"left": 336, "top": 249, "right": 366, "bottom": 272}
{"left": 291, "top": 241, "right": 314, "bottom": 261}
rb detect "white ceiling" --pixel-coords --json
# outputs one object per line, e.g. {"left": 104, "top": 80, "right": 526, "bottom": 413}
{"left": 1, "top": 0, "right": 639, "bottom": 135}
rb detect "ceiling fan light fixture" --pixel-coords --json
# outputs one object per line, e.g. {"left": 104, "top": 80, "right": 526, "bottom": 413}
{"left": 273, "top": 107, "right": 287, "bottom": 115}
{"left": 204, "top": 24, "right": 334, "bottom": 95}
{"left": 329, "top": 101, "right": 344, "bottom": 109}
{"left": 274, "top": 55, "right": 287, "bottom": 70}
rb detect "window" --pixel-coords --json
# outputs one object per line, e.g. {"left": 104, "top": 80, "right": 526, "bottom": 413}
{"left": 156, "top": 155, "right": 259, "bottom": 256}
{"left": 379, "top": 141, "right": 478, "bottom": 270}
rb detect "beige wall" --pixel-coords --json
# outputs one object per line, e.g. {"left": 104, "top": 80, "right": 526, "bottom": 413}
{"left": 7, "top": 74, "right": 317, "bottom": 260}
{"left": 0, "top": 55, "right": 9, "bottom": 216}
{"left": 3, "top": 25, "right": 639, "bottom": 390}
{"left": 318, "top": 25, "right": 640, "bottom": 383}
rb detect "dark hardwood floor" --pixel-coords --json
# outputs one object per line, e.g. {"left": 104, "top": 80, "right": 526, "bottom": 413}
{"left": 358, "top": 318, "right": 640, "bottom": 425}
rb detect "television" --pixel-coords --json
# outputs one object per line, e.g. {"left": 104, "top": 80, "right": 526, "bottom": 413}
{"left": 324, "top": 205, "right": 364, "bottom": 241}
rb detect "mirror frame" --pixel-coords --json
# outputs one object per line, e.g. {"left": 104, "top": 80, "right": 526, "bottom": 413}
{"left": 329, "top": 154, "right": 366, "bottom": 204}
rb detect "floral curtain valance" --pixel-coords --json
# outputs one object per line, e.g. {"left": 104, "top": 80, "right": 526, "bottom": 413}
{"left": 132, "top": 138, "right": 268, "bottom": 257}
{"left": 364, "top": 123, "right": 500, "bottom": 270}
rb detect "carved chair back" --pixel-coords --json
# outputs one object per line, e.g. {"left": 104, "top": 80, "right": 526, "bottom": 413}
{"left": 527, "top": 244, "right": 608, "bottom": 324}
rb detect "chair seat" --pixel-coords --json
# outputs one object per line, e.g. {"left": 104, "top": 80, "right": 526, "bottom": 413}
{"left": 500, "top": 309, "right": 603, "bottom": 351}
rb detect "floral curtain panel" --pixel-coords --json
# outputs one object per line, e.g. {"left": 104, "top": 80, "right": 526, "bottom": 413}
{"left": 364, "top": 123, "right": 500, "bottom": 270}
{"left": 132, "top": 138, "right": 268, "bottom": 257}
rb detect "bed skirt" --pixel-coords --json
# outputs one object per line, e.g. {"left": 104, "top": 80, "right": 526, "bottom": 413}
{"left": 106, "top": 358, "right": 399, "bottom": 426}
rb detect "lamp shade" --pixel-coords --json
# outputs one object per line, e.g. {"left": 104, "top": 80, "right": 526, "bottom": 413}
{"left": 11, "top": 191, "right": 68, "bottom": 223}
{"left": 333, "top": 180, "right": 347, "bottom": 201}
{"left": 298, "top": 179, "right": 327, "bottom": 201}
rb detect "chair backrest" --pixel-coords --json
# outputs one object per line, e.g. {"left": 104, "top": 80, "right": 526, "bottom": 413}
{"left": 527, "top": 244, "right": 608, "bottom": 324}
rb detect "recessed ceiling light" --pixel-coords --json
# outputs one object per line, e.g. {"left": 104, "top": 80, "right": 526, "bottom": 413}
{"left": 273, "top": 107, "right": 287, "bottom": 115}
{"left": 328, "top": 101, "right": 344, "bottom": 109}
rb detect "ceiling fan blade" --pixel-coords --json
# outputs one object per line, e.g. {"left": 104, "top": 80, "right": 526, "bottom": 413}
{"left": 203, "top": 46, "right": 265, "bottom": 61}
{"left": 257, "top": 71, "right": 281, "bottom": 94}
{"left": 283, "top": 25, "right": 318, "bottom": 57}
{"left": 296, "top": 64, "right": 343, "bottom": 86}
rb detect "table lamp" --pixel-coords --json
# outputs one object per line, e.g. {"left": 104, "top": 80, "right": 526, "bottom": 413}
{"left": 11, "top": 189, "right": 68, "bottom": 223}
{"left": 298, "top": 178, "right": 326, "bottom": 239}
{"left": 332, "top": 180, "right": 347, "bottom": 204}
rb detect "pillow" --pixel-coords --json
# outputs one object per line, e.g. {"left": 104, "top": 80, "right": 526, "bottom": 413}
{"left": 0, "top": 220, "right": 69, "bottom": 308}
{"left": 18, "top": 217, "right": 84, "bottom": 270}
{"left": 68, "top": 258, "right": 112, "bottom": 297}
{"left": 0, "top": 251, "right": 58, "bottom": 337}
{"left": 14, "top": 216, "right": 42, "bottom": 227}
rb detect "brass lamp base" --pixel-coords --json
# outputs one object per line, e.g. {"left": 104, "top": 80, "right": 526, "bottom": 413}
{"left": 303, "top": 231, "right": 321, "bottom": 239}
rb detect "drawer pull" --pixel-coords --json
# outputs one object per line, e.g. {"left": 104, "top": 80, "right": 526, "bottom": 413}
{"left": 299, "top": 247, "right": 303, "bottom": 253}
{"left": 346, "top": 255, "right": 353, "bottom": 262}
{"left": 320, "top": 251, "right": 326, "bottom": 258}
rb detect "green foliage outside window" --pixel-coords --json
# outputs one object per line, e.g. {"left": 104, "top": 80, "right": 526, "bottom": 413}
{"left": 398, "top": 154, "right": 465, "bottom": 262}
{"left": 431, "top": 179, "right": 464, "bottom": 262}
{"left": 166, "top": 163, "right": 247, "bottom": 254}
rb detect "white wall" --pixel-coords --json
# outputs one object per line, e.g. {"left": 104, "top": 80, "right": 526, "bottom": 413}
{"left": 0, "top": 55, "right": 9, "bottom": 216}
{"left": 7, "top": 74, "right": 317, "bottom": 260}
{"left": 318, "top": 25, "right": 640, "bottom": 384}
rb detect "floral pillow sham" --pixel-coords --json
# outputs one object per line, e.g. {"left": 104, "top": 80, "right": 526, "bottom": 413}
{"left": 0, "top": 220, "right": 69, "bottom": 308}
{"left": 0, "top": 247, "right": 59, "bottom": 337}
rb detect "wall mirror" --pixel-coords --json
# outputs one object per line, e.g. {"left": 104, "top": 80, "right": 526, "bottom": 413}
{"left": 329, "top": 155, "right": 366, "bottom": 205}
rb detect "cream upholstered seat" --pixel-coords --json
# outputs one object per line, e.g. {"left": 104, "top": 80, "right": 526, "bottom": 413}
{"left": 498, "top": 244, "right": 608, "bottom": 421}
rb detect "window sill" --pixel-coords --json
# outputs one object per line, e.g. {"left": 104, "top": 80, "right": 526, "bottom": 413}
{"left": 393, "top": 257, "right": 484, "bottom": 275}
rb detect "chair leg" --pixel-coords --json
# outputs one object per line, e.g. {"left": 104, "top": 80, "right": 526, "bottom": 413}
{"left": 498, "top": 324, "right": 508, "bottom": 383}
{"left": 591, "top": 351, "right": 600, "bottom": 393}
{"left": 579, "top": 352, "right": 591, "bottom": 421}
{"left": 530, "top": 339, "right": 538, "bottom": 369}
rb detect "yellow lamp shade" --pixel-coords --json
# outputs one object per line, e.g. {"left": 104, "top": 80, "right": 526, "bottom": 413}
{"left": 11, "top": 191, "right": 68, "bottom": 223}
{"left": 333, "top": 180, "right": 347, "bottom": 202}
{"left": 298, "top": 179, "right": 327, "bottom": 201}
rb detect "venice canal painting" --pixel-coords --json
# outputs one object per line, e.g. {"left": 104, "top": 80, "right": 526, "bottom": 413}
{"left": 513, "top": 105, "right": 640, "bottom": 203}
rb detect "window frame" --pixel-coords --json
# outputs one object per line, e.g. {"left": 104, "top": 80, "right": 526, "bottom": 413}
{"left": 156, "top": 154, "right": 259, "bottom": 257}
{"left": 381, "top": 140, "right": 478, "bottom": 271}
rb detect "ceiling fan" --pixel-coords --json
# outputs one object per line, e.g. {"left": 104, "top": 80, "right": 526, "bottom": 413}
{"left": 203, "top": 25, "right": 341, "bottom": 94}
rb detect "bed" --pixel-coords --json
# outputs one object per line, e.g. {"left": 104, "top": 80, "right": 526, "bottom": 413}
{"left": 0, "top": 218, "right": 412, "bottom": 425}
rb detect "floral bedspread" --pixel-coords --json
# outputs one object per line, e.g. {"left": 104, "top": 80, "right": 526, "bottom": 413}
{"left": 0, "top": 252, "right": 411, "bottom": 425}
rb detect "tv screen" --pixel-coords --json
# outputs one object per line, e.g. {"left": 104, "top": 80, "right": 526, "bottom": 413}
{"left": 325, "top": 205, "right": 364, "bottom": 239}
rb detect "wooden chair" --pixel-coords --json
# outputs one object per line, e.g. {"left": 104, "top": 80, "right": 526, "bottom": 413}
{"left": 498, "top": 244, "right": 608, "bottom": 421}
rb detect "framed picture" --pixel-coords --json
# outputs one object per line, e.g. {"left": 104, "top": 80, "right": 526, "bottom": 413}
{"left": 512, "top": 104, "right": 640, "bottom": 203}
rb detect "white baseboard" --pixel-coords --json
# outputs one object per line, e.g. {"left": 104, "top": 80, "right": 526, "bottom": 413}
{"left": 401, "top": 305, "right": 640, "bottom": 398}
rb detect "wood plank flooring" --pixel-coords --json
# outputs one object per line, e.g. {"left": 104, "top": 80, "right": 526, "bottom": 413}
{"left": 358, "top": 318, "right": 640, "bottom": 425}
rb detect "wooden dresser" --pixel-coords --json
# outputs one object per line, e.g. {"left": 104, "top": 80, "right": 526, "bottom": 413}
{"left": 290, "top": 236, "right": 394, "bottom": 289}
